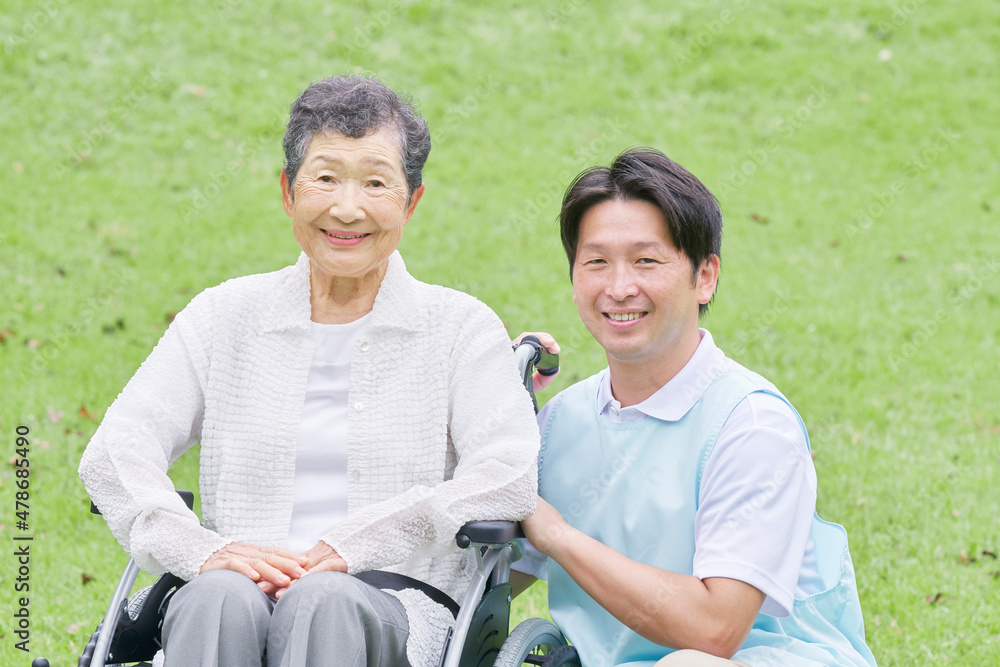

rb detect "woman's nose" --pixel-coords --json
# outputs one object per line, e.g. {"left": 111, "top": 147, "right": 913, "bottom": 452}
{"left": 328, "top": 183, "right": 365, "bottom": 223}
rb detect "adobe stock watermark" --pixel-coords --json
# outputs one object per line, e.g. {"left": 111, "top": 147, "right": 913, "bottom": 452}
{"left": 715, "top": 84, "right": 830, "bottom": 198}
{"left": 502, "top": 116, "right": 626, "bottom": 235}
{"left": 53, "top": 67, "right": 164, "bottom": 176}
{"left": 875, "top": 0, "right": 929, "bottom": 36}
{"left": 180, "top": 111, "right": 286, "bottom": 222}
{"left": 543, "top": 0, "right": 586, "bottom": 28}
{"left": 887, "top": 255, "right": 998, "bottom": 373}
{"left": 725, "top": 287, "right": 797, "bottom": 361}
{"left": 562, "top": 446, "right": 639, "bottom": 521}
{"left": 21, "top": 267, "right": 133, "bottom": 380}
{"left": 844, "top": 127, "right": 960, "bottom": 239}
{"left": 4, "top": 0, "right": 69, "bottom": 52}
{"left": 213, "top": 0, "right": 239, "bottom": 17}
{"left": 434, "top": 75, "right": 502, "bottom": 146}
{"left": 672, "top": 0, "right": 751, "bottom": 66}
{"left": 345, "top": 2, "right": 404, "bottom": 55}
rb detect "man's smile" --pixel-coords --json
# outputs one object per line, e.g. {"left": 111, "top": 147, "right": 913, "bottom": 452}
{"left": 604, "top": 311, "right": 648, "bottom": 322}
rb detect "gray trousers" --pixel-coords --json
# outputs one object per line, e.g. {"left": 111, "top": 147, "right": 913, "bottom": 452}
{"left": 162, "top": 570, "right": 410, "bottom": 667}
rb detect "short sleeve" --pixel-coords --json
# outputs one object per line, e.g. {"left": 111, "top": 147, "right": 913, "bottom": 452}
{"left": 691, "top": 392, "right": 816, "bottom": 617}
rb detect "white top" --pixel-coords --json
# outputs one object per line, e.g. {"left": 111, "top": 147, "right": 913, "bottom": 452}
{"left": 287, "top": 315, "right": 371, "bottom": 553}
{"left": 520, "top": 329, "right": 823, "bottom": 618}
{"left": 80, "top": 251, "right": 540, "bottom": 667}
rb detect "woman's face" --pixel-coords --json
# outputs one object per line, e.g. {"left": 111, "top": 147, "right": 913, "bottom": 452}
{"left": 281, "top": 129, "right": 423, "bottom": 287}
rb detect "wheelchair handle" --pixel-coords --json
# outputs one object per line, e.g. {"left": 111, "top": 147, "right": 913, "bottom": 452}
{"left": 513, "top": 335, "right": 560, "bottom": 413}
{"left": 517, "top": 335, "right": 559, "bottom": 375}
{"left": 456, "top": 520, "right": 525, "bottom": 549}
{"left": 90, "top": 489, "right": 194, "bottom": 515}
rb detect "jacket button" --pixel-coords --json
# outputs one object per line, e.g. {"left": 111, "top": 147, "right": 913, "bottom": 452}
{"left": 360, "top": 341, "right": 370, "bottom": 352}
{"left": 349, "top": 469, "right": 361, "bottom": 480}
{"left": 354, "top": 402, "right": 364, "bottom": 412}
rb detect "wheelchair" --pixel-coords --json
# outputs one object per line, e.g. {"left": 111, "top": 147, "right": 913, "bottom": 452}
{"left": 34, "top": 336, "right": 581, "bottom": 667}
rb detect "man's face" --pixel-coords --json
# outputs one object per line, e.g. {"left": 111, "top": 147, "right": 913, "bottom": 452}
{"left": 572, "top": 198, "right": 717, "bottom": 370}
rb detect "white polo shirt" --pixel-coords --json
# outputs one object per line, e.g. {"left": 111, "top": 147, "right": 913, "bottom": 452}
{"left": 519, "top": 329, "right": 823, "bottom": 617}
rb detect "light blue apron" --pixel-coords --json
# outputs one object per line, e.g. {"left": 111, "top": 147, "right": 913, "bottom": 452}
{"left": 538, "top": 369, "right": 877, "bottom": 666}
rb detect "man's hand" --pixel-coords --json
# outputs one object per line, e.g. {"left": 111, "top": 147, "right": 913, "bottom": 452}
{"left": 258, "top": 540, "right": 349, "bottom": 599}
{"left": 513, "top": 332, "right": 561, "bottom": 392}
{"left": 201, "top": 542, "right": 309, "bottom": 592}
{"left": 521, "top": 496, "right": 574, "bottom": 557}
{"left": 522, "top": 498, "right": 765, "bottom": 657}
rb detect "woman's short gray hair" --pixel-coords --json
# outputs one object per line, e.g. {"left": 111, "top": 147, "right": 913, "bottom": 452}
{"left": 282, "top": 75, "right": 431, "bottom": 196}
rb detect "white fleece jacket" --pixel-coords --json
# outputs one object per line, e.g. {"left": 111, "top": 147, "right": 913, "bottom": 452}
{"left": 79, "top": 251, "right": 539, "bottom": 666}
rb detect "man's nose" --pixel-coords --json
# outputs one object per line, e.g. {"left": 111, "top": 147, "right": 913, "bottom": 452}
{"left": 606, "top": 266, "right": 640, "bottom": 301}
{"left": 329, "top": 183, "right": 365, "bottom": 223}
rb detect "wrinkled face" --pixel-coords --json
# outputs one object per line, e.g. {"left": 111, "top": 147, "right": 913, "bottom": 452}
{"left": 281, "top": 129, "right": 422, "bottom": 284}
{"left": 572, "top": 199, "right": 716, "bottom": 368}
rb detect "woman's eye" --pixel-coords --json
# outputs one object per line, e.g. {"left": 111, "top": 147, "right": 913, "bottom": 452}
{"left": 637, "top": 258, "right": 657, "bottom": 264}
{"left": 368, "top": 180, "right": 385, "bottom": 188}
{"left": 319, "top": 175, "right": 334, "bottom": 183}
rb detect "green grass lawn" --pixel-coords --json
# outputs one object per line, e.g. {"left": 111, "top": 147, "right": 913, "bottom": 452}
{"left": 2, "top": 0, "right": 998, "bottom": 664}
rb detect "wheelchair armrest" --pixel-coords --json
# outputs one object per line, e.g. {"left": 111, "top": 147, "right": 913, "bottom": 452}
{"left": 456, "top": 521, "right": 525, "bottom": 549}
{"left": 90, "top": 489, "right": 195, "bottom": 515}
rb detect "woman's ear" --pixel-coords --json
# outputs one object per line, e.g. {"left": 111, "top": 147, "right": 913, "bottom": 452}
{"left": 403, "top": 184, "right": 426, "bottom": 226}
{"left": 280, "top": 170, "right": 294, "bottom": 217}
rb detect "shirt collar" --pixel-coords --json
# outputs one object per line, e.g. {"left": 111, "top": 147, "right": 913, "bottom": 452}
{"left": 596, "top": 329, "right": 737, "bottom": 422}
{"left": 263, "top": 250, "right": 425, "bottom": 334}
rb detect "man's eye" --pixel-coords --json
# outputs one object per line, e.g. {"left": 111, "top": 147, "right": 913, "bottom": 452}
{"left": 586, "top": 258, "right": 606, "bottom": 265}
{"left": 637, "top": 258, "right": 657, "bottom": 264}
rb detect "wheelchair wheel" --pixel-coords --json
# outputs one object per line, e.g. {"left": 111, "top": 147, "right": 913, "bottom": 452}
{"left": 494, "top": 618, "right": 575, "bottom": 666}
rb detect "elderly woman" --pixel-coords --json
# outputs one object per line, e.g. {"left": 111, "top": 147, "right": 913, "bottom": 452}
{"left": 79, "top": 75, "right": 539, "bottom": 667}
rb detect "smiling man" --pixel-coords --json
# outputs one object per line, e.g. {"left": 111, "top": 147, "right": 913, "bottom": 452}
{"left": 513, "top": 149, "right": 877, "bottom": 667}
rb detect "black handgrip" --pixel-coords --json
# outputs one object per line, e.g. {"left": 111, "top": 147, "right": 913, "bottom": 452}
{"left": 91, "top": 489, "right": 195, "bottom": 515}
{"left": 519, "top": 335, "right": 559, "bottom": 375}
{"left": 78, "top": 623, "right": 101, "bottom": 666}
{"left": 32, "top": 659, "right": 50, "bottom": 667}
{"left": 456, "top": 520, "right": 525, "bottom": 549}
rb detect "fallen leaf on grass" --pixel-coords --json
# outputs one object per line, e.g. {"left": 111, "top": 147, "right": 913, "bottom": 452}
{"left": 79, "top": 406, "right": 96, "bottom": 420}
{"left": 982, "top": 549, "right": 997, "bottom": 559}
{"left": 46, "top": 407, "right": 63, "bottom": 424}
{"left": 166, "top": 311, "right": 179, "bottom": 324}
{"left": 81, "top": 572, "right": 94, "bottom": 585}
{"left": 66, "top": 621, "right": 85, "bottom": 634}
{"left": 26, "top": 339, "right": 41, "bottom": 349}
{"left": 38, "top": 440, "right": 51, "bottom": 450}
{"left": 923, "top": 592, "right": 943, "bottom": 605}
{"left": 897, "top": 253, "right": 910, "bottom": 262}
{"left": 182, "top": 83, "right": 208, "bottom": 97}
{"left": 957, "top": 550, "right": 973, "bottom": 565}
{"left": 982, "top": 202, "right": 992, "bottom": 212}
{"left": 12, "top": 162, "right": 24, "bottom": 172}
{"left": 102, "top": 318, "right": 126, "bottom": 334}
{"left": 0, "top": 327, "right": 14, "bottom": 344}
{"left": 749, "top": 213, "right": 769, "bottom": 224}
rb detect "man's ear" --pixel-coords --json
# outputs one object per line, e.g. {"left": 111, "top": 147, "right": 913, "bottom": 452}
{"left": 280, "top": 170, "right": 294, "bottom": 217}
{"left": 696, "top": 254, "right": 721, "bottom": 305}
{"left": 402, "top": 183, "right": 426, "bottom": 226}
